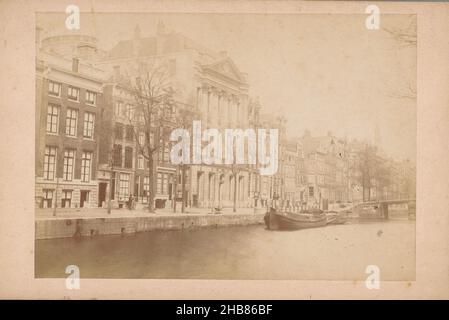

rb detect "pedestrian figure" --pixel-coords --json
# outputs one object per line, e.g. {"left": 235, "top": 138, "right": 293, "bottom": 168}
{"left": 128, "top": 194, "right": 133, "bottom": 210}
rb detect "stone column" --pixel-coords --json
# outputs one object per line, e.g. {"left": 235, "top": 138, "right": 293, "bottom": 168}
{"left": 229, "top": 175, "right": 234, "bottom": 202}
{"left": 226, "top": 96, "right": 231, "bottom": 127}
{"left": 247, "top": 171, "right": 253, "bottom": 198}
{"left": 211, "top": 89, "right": 219, "bottom": 127}
{"left": 199, "top": 171, "right": 204, "bottom": 204}
{"left": 217, "top": 92, "right": 222, "bottom": 126}
{"left": 236, "top": 101, "right": 241, "bottom": 127}
{"left": 237, "top": 175, "right": 241, "bottom": 206}
{"left": 230, "top": 96, "right": 237, "bottom": 128}
{"left": 196, "top": 86, "right": 202, "bottom": 113}
{"left": 242, "top": 100, "right": 248, "bottom": 127}
{"left": 213, "top": 173, "right": 218, "bottom": 207}
{"left": 202, "top": 87, "right": 210, "bottom": 126}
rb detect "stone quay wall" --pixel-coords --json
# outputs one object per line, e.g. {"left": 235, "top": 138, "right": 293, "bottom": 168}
{"left": 35, "top": 213, "right": 265, "bottom": 240}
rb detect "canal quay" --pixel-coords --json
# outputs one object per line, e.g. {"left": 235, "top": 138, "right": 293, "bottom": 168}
{"left": 35, "top": 207, "right": 415, "bottom": 280}
{"left": 35, "top": 207, "right": 265, "bottom": 240}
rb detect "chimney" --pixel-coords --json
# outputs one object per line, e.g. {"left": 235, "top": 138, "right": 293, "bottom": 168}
{"left": 157, "top": 21, "right": 166, "bottom": 35}
{"left": 134, "top": 24, "right": 141, "bottom": 40}
{"left": 304, "top": 129, "right": 311, "bottom": 138}
{"left": 133, "top": 25, "right": 142, "bottom": 57}
{"left": 113, "top": 65, "right": 120, "bottom": 82}
{"left": 219, "top": 50, "right": 227, "bottom": 59}
{"left": 72, "top": 57, "right": 79, "bottom": 73}
{"left": 35, "top": 26, "right": 42, "bottom": 53}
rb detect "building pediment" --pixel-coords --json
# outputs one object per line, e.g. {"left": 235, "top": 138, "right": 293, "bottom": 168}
{"left": 202, "top": 58, "right": 246, "bottom": 84}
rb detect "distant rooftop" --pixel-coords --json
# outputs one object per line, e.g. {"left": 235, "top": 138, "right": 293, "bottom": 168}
{"left": 107, "top": 23, "right": 221, "bottom": 65}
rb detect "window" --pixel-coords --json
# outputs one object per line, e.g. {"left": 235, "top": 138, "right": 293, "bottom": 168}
{"left": 138, "top": 111, "right": 144, "bottom": 123}
{"left": 113, "top": 144, "right": 122, "bottom": 167}
{"left": 121, "top": 104, "right": 128, "bottom": 118}
{"left": 126, "top": 104, "right": 134, "bottom": 119}
{"left": 164, "top": 106, "right": 173, "bottom": 120}
{"left": 80, "top": 191, "right": 90, "bottom": 207}
{"left": 309, "top": 186, "right": 314, "bottom": 197}
{"left": 319, "top": 175, "right": 324, "bottom": 184}
{"left": 119, "top": 173, "right": 130, "bottom": 198}
{"left": 85, "top": 90, "right": 96, "bottom": 105}
{"left": 169, "top": 59, "right": 176, "bottom": 76}
{"left": 126, "top": 125, "right": 134, "bottom": 142}
{"left": 164, "top": 144, "right": 170, "bottom": 162}
{"left": 63, "top": 149, "right": 75, "bottom": 181}
{"left": 44, "top": 146, "right": 57, "bottom": 180}
{"left": 143, "top": 176, "right": 150, "bottom": 199}
{"left": 42, "top": 189, "right": 54, "bottom": 208}
{"left": 81, "top": 151, "right": 92, "bottom": 182}
{"left": 67, "top": 86, "right": 80, "bottom": 101}
{"left": 115, "top": 101, "right": 123, "bottom": 116}
{"left": 46, "top": 104, "right": 59, "bottom": 134}
{"left": 61, "top": 190, "right": 72, "bottom": 208}
{"left": 138, "top": 132, "right": 145, "bottom": 146}
{"left": 124, "top": 146, "right": 133, "bottom": 169}
{"left": 163, "top": 174, "right": 168, "bottom": 194}
{"left": 72, "top": 58, "right": 79, "bottom": 72}
{"left": 48, "top": 81, "right": 61, "bottom": 97}
{"left": 156, "top": 173, "right": 168, "bottom": 195}
{"left": 158, "top": 140, "right": 165, "bottom": 161}
{"left": 65, "top": 108, "right": 78, "bottom": 136}
{"left": 138, "top": 155, "right": 144, "bottom": 170}
{"left": 157, "top": 173, "right": 162, "bottom": 194}
{"left": 115, "top": 123, "right": 123, "bottom": 140}
{"left": 83, "top": 112, "right": 95, "bottom": 138}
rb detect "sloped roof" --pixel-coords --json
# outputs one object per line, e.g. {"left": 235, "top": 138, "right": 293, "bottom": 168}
{"left": 107, "top": 32, "right": 220, "bottom": 63}
{"left": 301, "top": 135, "right": 347, "bottom": 156}
{"left": 108, "top": 37, "right": 157, "bottom": 59}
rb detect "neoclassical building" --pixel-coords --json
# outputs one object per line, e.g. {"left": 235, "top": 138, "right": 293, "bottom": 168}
{"left": 96, "top": 23, "right": 262, "bottom": 209}
{"left": 190, "top": 52, "right": 256, "bottom": 209}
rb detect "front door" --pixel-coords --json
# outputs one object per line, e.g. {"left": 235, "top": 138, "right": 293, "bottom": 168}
{"left": 168, "top": 183, "right": 173, "bottom": 200}
{"left": 322, "top": 198, "right": 329, "bottom": 211}
{"left": 98, "top": 183, "right": 107, "bottom": 207}
{"left": 80, "top": 190, "right": 89, "bottom": 208}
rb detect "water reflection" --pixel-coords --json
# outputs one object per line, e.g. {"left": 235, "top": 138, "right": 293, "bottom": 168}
{"left": 35, "top": 219, "right": 415, "bottom": 280}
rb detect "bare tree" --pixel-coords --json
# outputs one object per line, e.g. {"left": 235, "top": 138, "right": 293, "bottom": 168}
{"left": 125, "top": 60, "right": 178, "bottom": 212}
{"left": 384, "top": 15, "right": 417, "bottom": 100}
{"left": 352, "top": 144, "right": 377, "bottom": 202}
{"left": 373, "top": 156, "right": 392, "bottom": 201}
{"left": 383, "top": 15, "right": 417, "bottom": 48}
{"left": 97, "top": 103, "right": 116, "bottom": 213}
{"left": 352, "top": 144, "right": 392, "bottom": 202}
{"left": 387, "top": 82, "right": 416, "bottom": 100}
{"left": 107, "top": 124, "right": 117, "bottom": 214}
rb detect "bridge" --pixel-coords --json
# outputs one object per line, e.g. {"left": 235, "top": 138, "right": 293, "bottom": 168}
{"left": 354, "top": 199, "right": 416, "bottom": 219}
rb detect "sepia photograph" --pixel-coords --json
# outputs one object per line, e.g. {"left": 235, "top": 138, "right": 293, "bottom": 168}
{"left": 3, "top": 0, "right": 449, "bottom": 302}
{"left": 33, "top": 10, "right": 417, "bottom": 281}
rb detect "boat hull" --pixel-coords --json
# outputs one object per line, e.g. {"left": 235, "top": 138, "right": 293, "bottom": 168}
{"left": 326, "top": 213, "right": 348, "bottom": 225}
{"left": 264, "top": 209, "right": 328, "bottom": 230}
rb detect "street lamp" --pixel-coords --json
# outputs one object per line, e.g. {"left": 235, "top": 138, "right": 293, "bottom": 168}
{"left": 53, "top": 176, "right": 59, "bottom": 217}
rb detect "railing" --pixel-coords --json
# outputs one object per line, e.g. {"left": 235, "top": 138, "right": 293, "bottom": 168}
{"left": 356, "top": 198, "right": 416, "bottom": 207}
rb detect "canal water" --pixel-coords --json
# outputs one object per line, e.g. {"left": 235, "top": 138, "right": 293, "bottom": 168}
{"left": 35, "top": 218, "right": 415, "bottom": 280}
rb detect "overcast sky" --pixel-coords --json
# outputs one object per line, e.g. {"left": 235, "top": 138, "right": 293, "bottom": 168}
{"left": 38, "top": 13, "right": 417, "bottom": 160}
